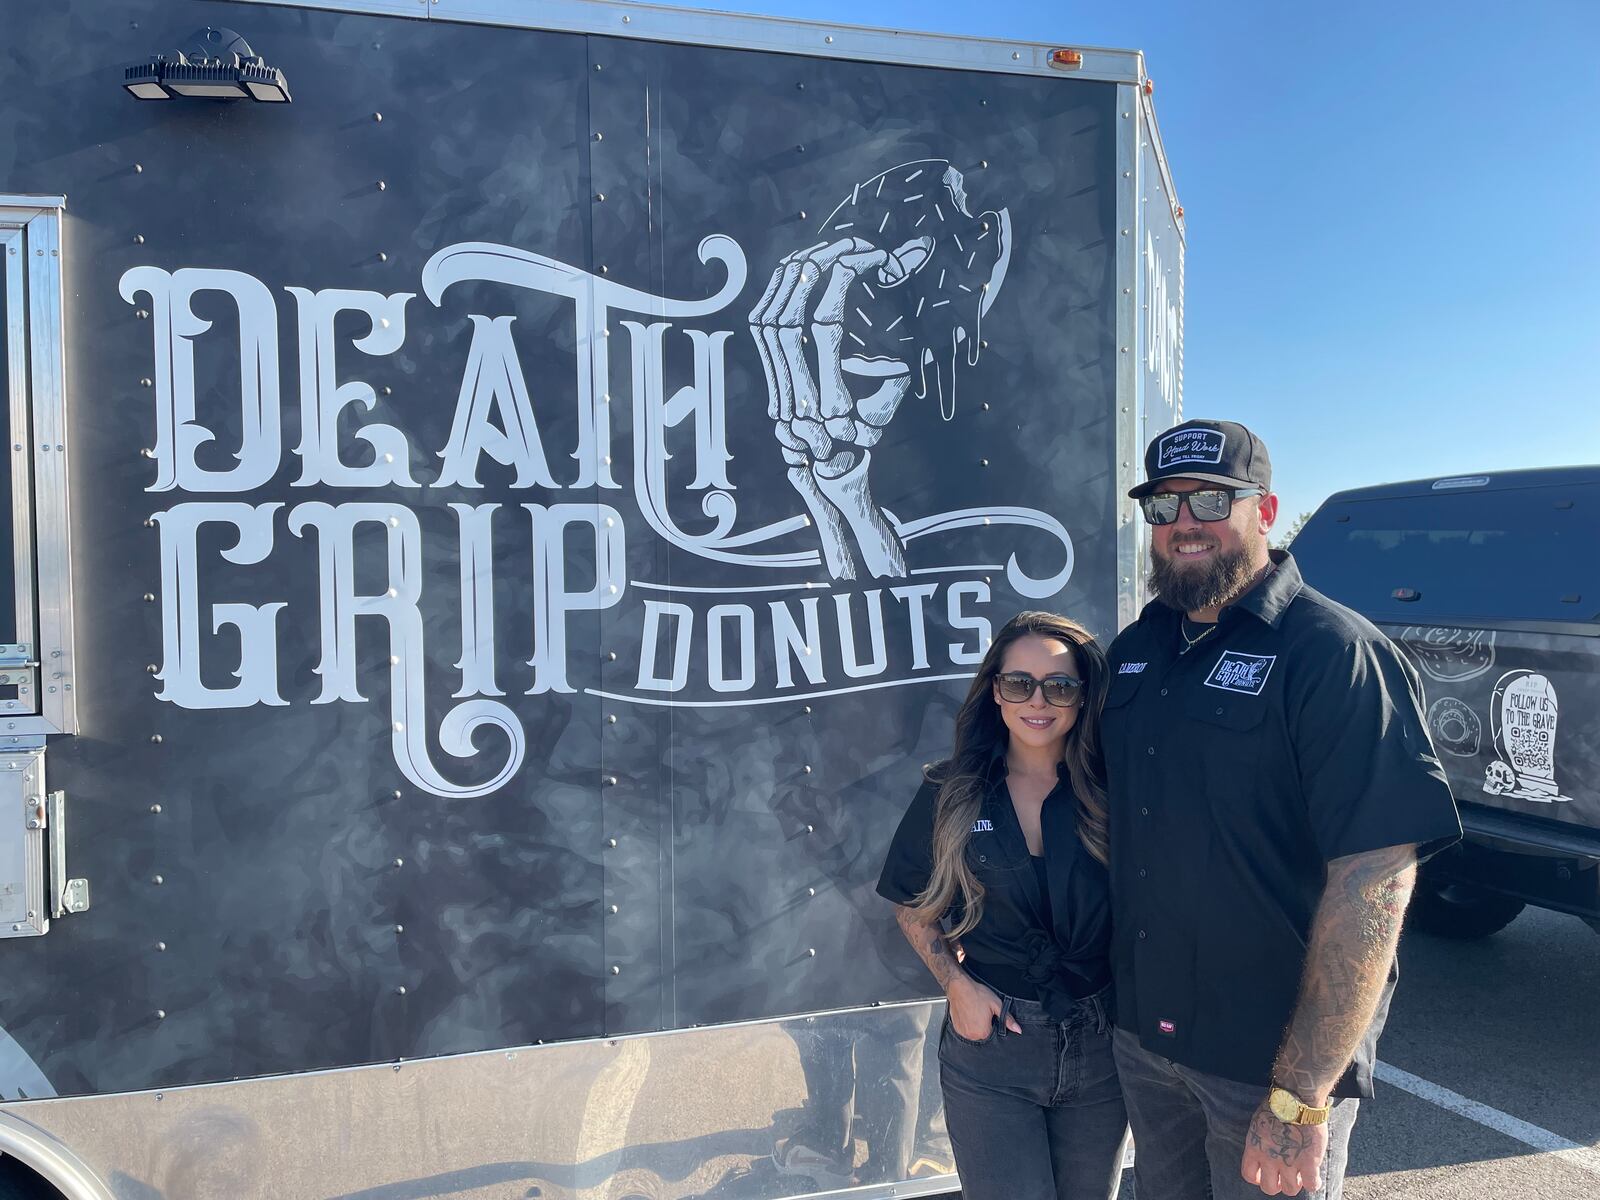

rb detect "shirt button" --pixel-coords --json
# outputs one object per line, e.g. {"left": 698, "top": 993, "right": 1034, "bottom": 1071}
{"left": 1215, "top": 707, "right": 1224, "bottom": 716}
{"left": 1146, "top": 746, "right": 1156, "bottom": 756}
{"left": 1138, "top": 930, "right": 1148, "bottom": 940}
{"left": 1140, "top": 807, "right": 1149, "bottom": 816}
{"left": 1138, "top": 868, "right": 1148, "bottom": 878}
{"left": 1160, "top": 688, "right": 1169, "bottom": 697}
{"left": 978, "top": 855, "right": 987, "bottom": 863}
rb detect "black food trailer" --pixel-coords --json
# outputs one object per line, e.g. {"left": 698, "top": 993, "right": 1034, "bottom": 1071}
{"left": 0, "top": 1, "right": 1183, "bottom": 1195}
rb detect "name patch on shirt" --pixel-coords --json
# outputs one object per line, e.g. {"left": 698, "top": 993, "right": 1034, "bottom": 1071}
{"left": 1118, "top": 661, "right": 1148, "bottom": 675}
{"left": 1156, "top": 427, "right": 1225, "bottom": 469}
{"left": 971, "top": 819, "right": 994, "bottom": 833}
{"left": 1204, "top": 651, "right": 1276, "bottom": 696}
{"left": 1157, "top": 1018, "right": 1177, "bottom": 1036}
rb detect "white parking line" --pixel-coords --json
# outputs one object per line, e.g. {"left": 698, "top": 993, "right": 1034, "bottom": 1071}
{"left": 1376, "top": 1061, "right": 1600, "bottom": 1179}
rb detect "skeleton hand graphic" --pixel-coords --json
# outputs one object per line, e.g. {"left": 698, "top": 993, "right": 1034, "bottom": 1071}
{"left": 749, "top": 160, "right": 1011, "bottom": 580}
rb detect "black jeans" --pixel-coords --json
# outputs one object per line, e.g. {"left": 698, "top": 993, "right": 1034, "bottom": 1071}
{"left": 1113, "top": 1028, "right": 1360, "bottom": 1200}
{"left": 938, "top": 988, "right": 1128, "bottom": 1200}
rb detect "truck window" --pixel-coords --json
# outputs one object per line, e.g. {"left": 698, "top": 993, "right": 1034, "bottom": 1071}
{"left": 1290, "top": 482, "right": 1600, "bottom": 625}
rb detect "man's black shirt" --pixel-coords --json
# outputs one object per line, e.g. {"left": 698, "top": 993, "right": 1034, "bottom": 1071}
{"left": 1102, "top": 551, "right": 1460, "bottom": 1097}
{"left": 878, "top": 747, "right": 1111, "bottom": 1018}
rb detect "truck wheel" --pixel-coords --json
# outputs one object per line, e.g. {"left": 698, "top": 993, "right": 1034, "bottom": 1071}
{"left": 1408, "top": 877, "right": 1525, "bottom": 939}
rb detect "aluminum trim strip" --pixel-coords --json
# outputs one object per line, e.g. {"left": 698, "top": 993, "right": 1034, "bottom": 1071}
{"left": 1, "top": 228, "right": 35, "bottom": 670}
{"left": 1114, "top": 85, "right": 1143, "bottom": 633}
{"left": 0, "top": 197, "right": 66, "bottom": 214}
{"left": 1139, "top": 89, "right": 1185, "bottom": 240}
{"left": 215, "top": 0, "right": 1143, "bottom": 82}
{"left": 23, "top": 213, "right": 74, "bottom": 735}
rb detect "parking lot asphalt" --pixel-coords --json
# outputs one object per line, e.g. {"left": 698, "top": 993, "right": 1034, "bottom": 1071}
{"left": 1110, "top": 904, "right": 1600, "bottom": 1199}
{"left": 1342, "top": 904, "right": 1600, "bottom": 1199}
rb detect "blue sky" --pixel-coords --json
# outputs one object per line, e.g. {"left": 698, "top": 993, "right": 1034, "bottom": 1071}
{"left": 706, "top": 0, "right": 1600, "bottom": 526}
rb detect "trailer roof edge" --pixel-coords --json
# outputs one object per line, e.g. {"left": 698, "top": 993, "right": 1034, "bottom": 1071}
{"left": 0, "top": 195, "right": 66, "bottom": 211}
{"left": 1139, "top": 89, "right": 1185, "bottom": 242}
{"left": 215, "top": 0, "right": 1146, "bottom": 84}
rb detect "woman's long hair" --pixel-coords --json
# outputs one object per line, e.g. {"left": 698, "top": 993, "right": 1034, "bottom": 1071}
{"left": 908, "top": 611, "right": 1111, "bottom": 939}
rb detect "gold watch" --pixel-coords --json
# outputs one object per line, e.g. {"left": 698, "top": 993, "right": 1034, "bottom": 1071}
{"left": 1268, "top": 1086, "right": 1332, "bottom": 1126}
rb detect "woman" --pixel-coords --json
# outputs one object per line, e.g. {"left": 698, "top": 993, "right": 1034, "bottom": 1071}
{"left": 877, "top": 611, "right": 1126, "bottom": 1200}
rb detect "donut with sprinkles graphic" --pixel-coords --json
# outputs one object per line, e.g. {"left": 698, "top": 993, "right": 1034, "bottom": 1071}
{"left": 817, "top": 159, "right": 1011, "bottom": 417}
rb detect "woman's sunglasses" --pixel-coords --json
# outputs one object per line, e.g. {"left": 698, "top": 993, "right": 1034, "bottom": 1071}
{"left": 1139, "top": 486, "right": 1263, "bottom": 526}
{"left": 994, "top": 671, "right": 1083, "bottom": 708}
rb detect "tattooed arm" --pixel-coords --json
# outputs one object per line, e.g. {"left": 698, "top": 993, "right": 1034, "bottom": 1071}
{"left": 1276, "top": 842, "right": 1418, "bottom": 1100}
{"left": 893, "top": 904, "right": 1021, "bottom": 1039}
{"left": 1241, "top": 843, "right": 1418, "bottom": 1196}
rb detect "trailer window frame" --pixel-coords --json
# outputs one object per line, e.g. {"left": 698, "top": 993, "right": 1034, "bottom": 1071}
{"left": 0, "top": 195, "right": 76, "bottom": 736}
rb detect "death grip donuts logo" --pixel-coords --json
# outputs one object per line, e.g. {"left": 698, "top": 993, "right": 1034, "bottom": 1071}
{"left": 120, "top": 160, "right": 1081, "bottom": 797}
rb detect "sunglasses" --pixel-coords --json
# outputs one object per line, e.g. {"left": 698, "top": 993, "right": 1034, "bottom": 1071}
{"left": 994, "top": 671, "right": 1083, "bottom": 708}
{"left": 1139, "top": 487, "right": 1264, "bottom": 526}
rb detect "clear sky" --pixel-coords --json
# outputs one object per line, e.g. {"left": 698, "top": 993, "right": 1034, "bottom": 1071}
{"left": 704, "top": 0, "right": 1600, "bottom": 527}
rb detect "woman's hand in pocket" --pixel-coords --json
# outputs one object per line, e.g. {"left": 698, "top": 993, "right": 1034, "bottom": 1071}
{"left": 947, "top": 975, "right": 1022, "bottom": 1041}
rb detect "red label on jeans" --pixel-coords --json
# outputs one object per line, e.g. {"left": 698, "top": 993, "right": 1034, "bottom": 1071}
{"left": 1158, "top": 1019, "right": 1176, "bottom": 1035}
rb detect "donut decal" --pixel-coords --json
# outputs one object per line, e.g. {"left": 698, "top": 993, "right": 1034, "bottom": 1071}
{"left": 1427, "top": 695, "right": 1481, "bottom": 758}
{"left": 1401, "top": 627, "right": 1496, "bottom": 684}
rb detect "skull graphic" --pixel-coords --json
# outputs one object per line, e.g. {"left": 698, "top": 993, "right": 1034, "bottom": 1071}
{"left": 1483, "top": 760, "right": 1517, "bottom": 796}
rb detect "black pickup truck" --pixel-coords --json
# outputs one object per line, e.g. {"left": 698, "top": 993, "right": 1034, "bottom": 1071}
{"left": 1291, "top": 466, "right": 1599, "bottom": 938}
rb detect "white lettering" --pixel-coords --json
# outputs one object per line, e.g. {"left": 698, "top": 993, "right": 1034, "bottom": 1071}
{"left": 525, "top": 503, "right": 626, "bottom": 694}
{"left": 153, "top": 502, "right": 287, "bottom": 709}
{"left": 707, "top": 603, "right": 756, "bottom": 693}
{"left": 770, "top": 596, "right": 825, "bottom": 689}
{"left": 287, "top": 501, "right": 524, "bottom": 798}
{"left": 450, "top": 502, "right": 504, "bottom": 698}
{"left": 287, "top": 287, "right": 417, "bottom": 488}
{"left": 834, "top": 590, "right": 888, "bottom": 679}
{"left": 890, "top": 583, "right": 939, "bottom": 670}
{"left": 637, "top": 600, "right": 693, "bottom": 692}
{"left": 947, "top": 580, "right": 992, "bottom": 664}
{"left": 435, "top": 315, "right": 560, "bottom": 489}
{"left": 120, "top": 267, "right": 283, "bottom": 493}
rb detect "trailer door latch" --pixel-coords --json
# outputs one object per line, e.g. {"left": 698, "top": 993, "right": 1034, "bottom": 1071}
{"left": 47, "top": 792, "right": 89, "bottom": 918}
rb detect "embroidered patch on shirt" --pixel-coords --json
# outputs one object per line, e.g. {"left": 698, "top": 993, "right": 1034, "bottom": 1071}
{"left": 971, "top": 819, "right": 994, "bottom": 833}
{"left": 1157, "top": 1019, "right": 1177, "bottom": 1036}
{"left": 1204, "top": 651, "right": 1277, "bottom": 696}
{"left": 1156, "top": 427, "right": 1225, "bottom": 469}
{"left": 1118, "top": 661, "right": 1148, "bottom": 674}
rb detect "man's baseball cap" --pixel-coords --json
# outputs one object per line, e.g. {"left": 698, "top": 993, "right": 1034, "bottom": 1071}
{"left": 1127, "top": 418, "right": 1273, "bottom": 499}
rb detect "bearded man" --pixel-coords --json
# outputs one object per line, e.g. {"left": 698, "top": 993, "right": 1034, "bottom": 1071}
{"left": 1099, "top": 419, "right": 1460, "bottom": 1198}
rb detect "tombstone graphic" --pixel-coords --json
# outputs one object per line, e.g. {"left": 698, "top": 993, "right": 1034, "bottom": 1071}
{"left": 1483, "top": 669, "right": 1569, "bottom": 802}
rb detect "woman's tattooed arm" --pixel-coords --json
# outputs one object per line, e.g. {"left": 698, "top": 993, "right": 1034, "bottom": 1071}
{"left": 893, "top": 903, "right": 965, "bottom": 994}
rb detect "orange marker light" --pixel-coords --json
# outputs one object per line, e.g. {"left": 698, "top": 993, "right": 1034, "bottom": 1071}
{"left": 1049, "top": 48, "right": 1084, "bottom": 70}
{"left": 1143, "top": 79, "right": 1155, "bottom": 96}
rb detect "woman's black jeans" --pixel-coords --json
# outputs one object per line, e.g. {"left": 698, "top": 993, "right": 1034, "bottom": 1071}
{"left": 938, "top": 987, "right": 1128, "bottom": 1200}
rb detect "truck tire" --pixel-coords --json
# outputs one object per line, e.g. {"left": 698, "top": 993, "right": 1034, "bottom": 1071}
{"left": 1408, "top": 877, "right": 1525, "bottom": 939}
